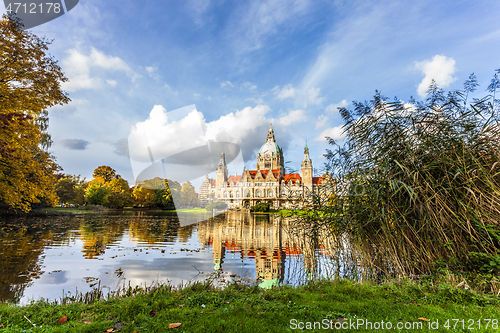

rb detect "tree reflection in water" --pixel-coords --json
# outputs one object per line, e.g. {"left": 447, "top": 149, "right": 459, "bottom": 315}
{"left": 0, "top": 211, "right": 396, "bottom": 303}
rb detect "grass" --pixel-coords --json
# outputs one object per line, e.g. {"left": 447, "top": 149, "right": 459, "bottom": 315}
{"left": 174, "top": 208, "right": 208, "bottom": 213}
{"left": 1, "top": 278, "right": 499, "bottom": 332}
{"left": 43, "top": 207, "right": 104, "bottom": 215}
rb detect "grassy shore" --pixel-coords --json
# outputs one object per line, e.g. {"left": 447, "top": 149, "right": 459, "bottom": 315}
{"left": 1, "top": 278, "right": 499, "bottom": 332}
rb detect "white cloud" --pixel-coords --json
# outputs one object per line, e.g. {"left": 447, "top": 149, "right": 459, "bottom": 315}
{"left": 106, "top": 80, "right": 117, "bottom": 87}
{"left": 315, "top": 114, "right": 328, "bottom": 129}
{"left": 315, "top": 125, "right": 345, "bottom": 141}
{"left": 275, "top": 84, "right": 297, "bottom": 100}
{"left": 193, "top": 93, "right": 201, "bottom": 98}
{"left": 242, "top": 82, "right": 257, "bottom": 90}
{"left": 306, "top": 87, "right": 324, "bottom": 106}
{"left": 273, "top": 84, "right": 324, "bottom": 107}
{"left": 277, "top": 109, "right": 306, "bottom": 126}
{"left": 220, "top": 80, "right": 234, "bottom": 89}
{"left": 414, "top": 55, "right": 457, "bottom": 97}
{"left": 245, "top": 96, "right": 264, "bottom": 104}
{"left": 325, "top": 100, "right": 348, "bottom": 113}
{"left": 129, "top": 104, "right": 273, "bottom": 165}
{"left": 146, "top": 66, "right": 160, "bottom": 80}
{"left": 62, "top": 48, "right": 139, "bottom": 92}
{"left": 227, "top": 0, "right": 312, "bottom": 53}
{"left": 187, "top": 0, "right": 211, "bottom": 26}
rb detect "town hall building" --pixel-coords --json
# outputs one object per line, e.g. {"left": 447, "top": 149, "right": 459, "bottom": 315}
{"left": 199, "top": 124, "right": 329, "bottom": 209}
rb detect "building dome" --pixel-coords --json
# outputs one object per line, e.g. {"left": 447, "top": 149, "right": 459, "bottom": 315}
{"left": 258, "top": 141, "right": 279, "bottom": 155}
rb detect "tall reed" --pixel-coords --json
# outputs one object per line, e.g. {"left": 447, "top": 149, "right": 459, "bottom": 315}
{"left": 324, "top": 74, "right": 500, "bottom": 274}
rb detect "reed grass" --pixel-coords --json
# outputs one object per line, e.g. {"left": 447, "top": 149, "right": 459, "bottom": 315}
{"left": 322, "top": 76, "right": 500, "bottom": 275}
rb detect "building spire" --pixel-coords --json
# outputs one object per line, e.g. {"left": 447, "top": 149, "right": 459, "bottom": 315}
{"left": 266, "top": 123, "right": 276, "bottom": 142}
{"left": 217, "top": 152, "right": 226, "bottom": 167}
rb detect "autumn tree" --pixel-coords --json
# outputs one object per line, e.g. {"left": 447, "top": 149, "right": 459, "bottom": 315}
{"left": 55, "top": 174, "right": 86, "bottom": 205}
{"left": 180, "top": 181, "right": 199, "bottom": 207}
{"left": 132, "top": 186, "right": 155, "bottom": 208}
{"left": 107, "top": 178, "right": 133, "bottom": 208}
{"left": 0, "top": 15, "right": 69, "bottom": 211}
{"left": 92, "top": 165, "right": 117, "bottom": 183}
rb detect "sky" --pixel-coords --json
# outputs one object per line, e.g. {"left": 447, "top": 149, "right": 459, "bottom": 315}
{"left": 3, "top": 0, "right": 500, "bottom": 189}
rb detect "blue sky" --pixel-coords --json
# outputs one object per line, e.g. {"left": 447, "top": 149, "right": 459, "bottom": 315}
{"left": 3, "top": 0, "right": 500, "bottom": 188}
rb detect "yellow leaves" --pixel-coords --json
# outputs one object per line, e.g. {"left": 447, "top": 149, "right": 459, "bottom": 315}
{"left": 0, "top": 15, "right": 68, "bottom": 212}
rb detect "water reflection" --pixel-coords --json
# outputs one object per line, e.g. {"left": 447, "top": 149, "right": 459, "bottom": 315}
{"left": 0, "top": 211, "right": 393, "bottom": 304}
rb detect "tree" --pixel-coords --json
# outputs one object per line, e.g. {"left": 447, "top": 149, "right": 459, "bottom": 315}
{"left": 55, "top": 174, "right": 86, "bottom": 205}
{"left": 205, "top": 201, "right": 227, "bottom": 211}
{"left": 0, "top": 15, "right": 69, "bottom": 211}
{"left": 92, "top": 165, "right": 117, "bottom": 183}
{"left": 180, "top": 181, "right": 199, "bottom": 207}
{"left": 84, "top": 179, "right": 111, "bottom": 205}
{"left": 132, "top": 186, "right": 155, "bottom": 208}
{"left": 107, "top": 178, "right": 133, "bottom": 208}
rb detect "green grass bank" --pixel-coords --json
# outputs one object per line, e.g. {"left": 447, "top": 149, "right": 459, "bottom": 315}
{"left": 1, "top": 278, "right": 499, "bottom": 332}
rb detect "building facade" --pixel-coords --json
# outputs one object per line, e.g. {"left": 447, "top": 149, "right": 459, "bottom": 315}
{"left": 199, "top": 124, "right": 328, "bottom": 209}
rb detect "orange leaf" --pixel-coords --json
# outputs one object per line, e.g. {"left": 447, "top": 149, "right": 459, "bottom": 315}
{"left": 57, "top": 316, "right": 68, "bottom": 324}
{"left": 169, "top": 323, "right": 182, "bottom": 328}
{"left": 107, "top": 329, "right": 114, "bottom": 333}
{"left": 418, "top": 317, "right": 430, "bottom": 322}
{"left": 83, "top": 321, "right": 91, "bottom": 324}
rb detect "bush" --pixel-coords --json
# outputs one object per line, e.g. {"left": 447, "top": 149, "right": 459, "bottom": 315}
{"left": 205, "top": 201, "right": 227, "bottom": 211}
{"left": 250, "top": 202, "right": 269, "bottom": 212}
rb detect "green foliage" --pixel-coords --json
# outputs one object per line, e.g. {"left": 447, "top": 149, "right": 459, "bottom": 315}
{"left": 84, "top": 181, "right": 111, "bottom": 205}
{"left": 250, "top": 202, "right": 270, "bottom": 212}
{"left": 55, "top": 175, "right": 86, "bottom": 205}
{"left": 325, "top": 72, "right": 500, "bottom": 273}
{"left": 132, "top": 178, "right": 182, "bottom": 208}
{"left": 468, "top": 252, "right": 500, "bottom": 274}
{"left": 179, "top": 181, "right": 200, "bottom": 207}
{"left": 205, "top": 201, "right": 228, "bottom": 211}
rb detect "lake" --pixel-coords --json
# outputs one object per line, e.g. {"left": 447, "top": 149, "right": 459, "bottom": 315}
{"left": 0, "top": 210, "right": 389, "bottom": 304}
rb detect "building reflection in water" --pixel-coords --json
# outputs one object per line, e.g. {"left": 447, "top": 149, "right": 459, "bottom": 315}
{"left": 198, "top": 211, "right": 322, "bottom": 288}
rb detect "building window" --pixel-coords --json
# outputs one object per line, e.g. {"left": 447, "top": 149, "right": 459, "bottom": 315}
{"left": 236, "top": 191, "right": 240, "bottom": 198}
{"left": 223, "top": 191, "right": 227, "bottom": 198}
{"left": 256, "top": 189, "right": 262, "bottom": 198}
{"left": 244, "top": 189, "right": 251, "bottom": 198}
{"left": 267, "top": 189, "right": 274, "bottom": 197}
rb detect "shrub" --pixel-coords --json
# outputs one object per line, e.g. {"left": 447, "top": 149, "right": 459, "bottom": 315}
{"left": 250, "top": 202, "right": 269, "bottom": 212}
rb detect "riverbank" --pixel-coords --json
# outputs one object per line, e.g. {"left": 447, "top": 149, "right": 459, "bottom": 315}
{"left": 0, "top": 207, "right": 214, "bottom": 217}
{"left": 1, "top": 277, "right": 499, "bottom": 332}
